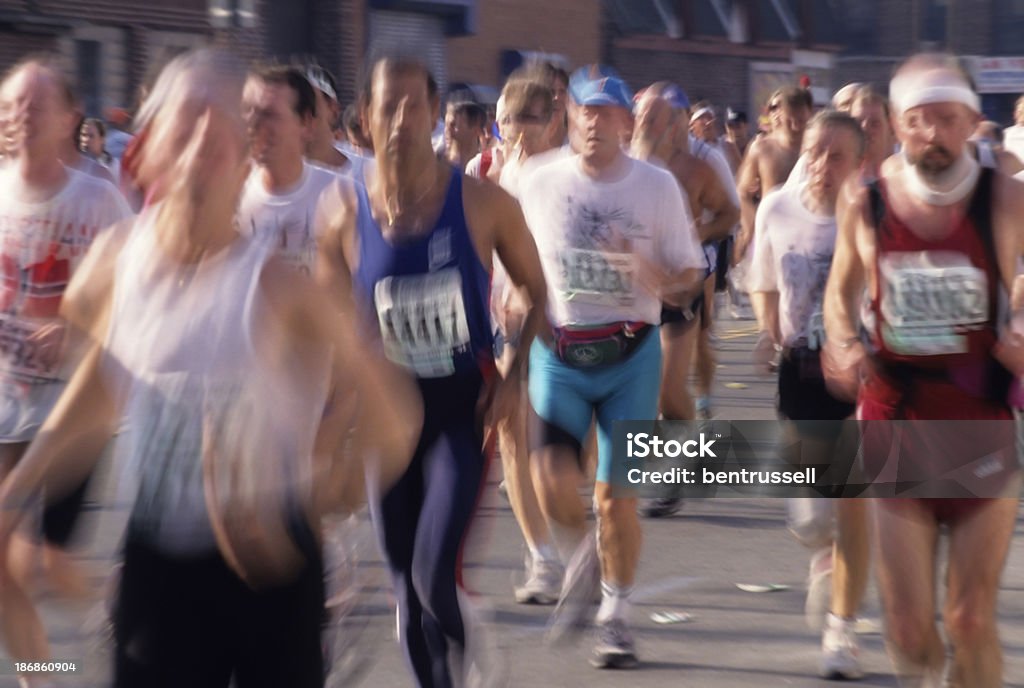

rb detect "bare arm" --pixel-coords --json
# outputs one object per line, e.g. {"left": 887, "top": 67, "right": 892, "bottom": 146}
{"left": 821, "top": 180, "right": 869, "bottom": 399}
{"left": 734, "top": 138, "right": 764, "bottom": 262}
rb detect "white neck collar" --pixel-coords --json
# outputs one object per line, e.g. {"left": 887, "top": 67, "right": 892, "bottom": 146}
{"left": 902, "top": 147, "right": 980, "bottom": 207}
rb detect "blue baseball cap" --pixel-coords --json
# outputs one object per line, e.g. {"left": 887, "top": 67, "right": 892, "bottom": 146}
{"left": 569, "top": 65, "right": 634, "bottom": 109}
{"left": 659, "top": 83, "right": 690, "bottom": 111}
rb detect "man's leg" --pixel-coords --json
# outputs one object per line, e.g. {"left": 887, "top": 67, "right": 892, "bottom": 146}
{"left": 0, "top": 442, "right": 52, "bottom": 688}
{"left": 496, "top": 346, "right": 560, "bottom": 603}
{"left": 942, "top": 497, "right": 1018, "bottom": 688}
{"left": 527, "top": 340, "right": 594, "bottom": 559}
{"left": 658, "top": 318, "right": 698, "bottom": 422}
{"left": 590, "top": 331, "right": 661, "bottom": 668}
{"left": 694, "top": 278, "right": 717, "bottom": 417}
{"left": 833, "top": 498, "right": 870, "bottom": 619}
{"left": 874, "top": 500, "right": 945, "bottom": 685}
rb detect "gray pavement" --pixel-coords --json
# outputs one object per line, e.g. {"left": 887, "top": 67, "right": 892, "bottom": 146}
{"left": 4, "top": 310, "right": 1024, "bottom": 687}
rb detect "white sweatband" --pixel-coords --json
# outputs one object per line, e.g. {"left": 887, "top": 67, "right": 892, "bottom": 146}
{"left": 890, "top": 70, "right": 980, "bottom": 116}
{"left": 689, "top": 106, "right": 713, "bottom": 123}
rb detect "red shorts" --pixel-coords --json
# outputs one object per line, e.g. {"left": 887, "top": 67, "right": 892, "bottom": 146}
{"left": 858, "top": 373, "right": 1017, "bottom": 500}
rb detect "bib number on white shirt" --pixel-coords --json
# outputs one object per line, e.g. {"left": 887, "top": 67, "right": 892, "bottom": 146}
{"left": 558, "top": 248, "right": 635, "bottom": 308}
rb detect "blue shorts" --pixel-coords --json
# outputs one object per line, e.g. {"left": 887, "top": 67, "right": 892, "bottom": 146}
{"left": 528, "top": 328, "right": 662, "bottom": 486}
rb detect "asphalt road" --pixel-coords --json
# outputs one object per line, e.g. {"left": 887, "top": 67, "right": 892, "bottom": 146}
{"left": 4, "top": 310, "right": 1024, "bottom": 687}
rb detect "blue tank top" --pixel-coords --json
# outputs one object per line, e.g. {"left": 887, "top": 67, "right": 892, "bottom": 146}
{"left": 354, "top": 169, "right": 493, "bottom": 379}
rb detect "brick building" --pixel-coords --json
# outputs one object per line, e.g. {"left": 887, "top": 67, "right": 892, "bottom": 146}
{"left": 605, "top": 0, "right": 1024, "bottom": 125}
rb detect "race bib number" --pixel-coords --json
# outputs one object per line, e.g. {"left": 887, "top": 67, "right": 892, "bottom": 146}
{"left": 0, "top": 315, "right": 59, "bottom": 385}
{"left": 559, "top": 249, "right": 635, "bottom": 307}
{"left": 879, "top": 251, "right": 988, "bottom": 356}
{"left": 374, "top": 269, "right": 471, "bottom": 378}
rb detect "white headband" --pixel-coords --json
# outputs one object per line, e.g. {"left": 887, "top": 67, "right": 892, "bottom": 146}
{"left": 890, "top": 69, "right": 980, "bottom": 116}
{"left": 305, "top": 68, "right": 337, "bottom": 102}
{"left": 689, "top": 106, "right": 713, "bottom": 123}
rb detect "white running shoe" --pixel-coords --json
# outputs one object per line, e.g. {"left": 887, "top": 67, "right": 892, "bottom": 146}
{"left": 820, "top": 613, "right": 864, "bottom": 680}
{"left": 514, "top": 557, "right": 563, "bottom": 605}
{"left": 590, "top": 618, "right": 639, "bottom": 669}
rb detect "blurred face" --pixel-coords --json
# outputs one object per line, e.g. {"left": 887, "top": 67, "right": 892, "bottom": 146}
{"left": 726, "top": 120, "right": 748, "bottom": 140}
{"left": 574, "top": 102, "right": 630, "bottom": 163}
{"left": 499, "top": 96, "right": 552, "bottom": 157}
{"left": 444, "top": 105, "right": 477, "bottom": 151}
{"left": 897, "top": 101, "right": 978, "bottom": 178}
{"left": 691, "top": 111, "right": 717, "bottom": 143}
{"left": 243, "top": 78, "right": 310, "bottom": 168}
{"left": 782, "top": 102, "right": 811, "bottom": 137}
{"left": 79, "top": 121, "right": 104, "bottom": 156}
{"left": 803, "top": 124, "right": 862, "bottom": 208}
{"left": 849, "top": 98, "right": 891, "bottom": 164}
{"left": 632, "top": 93, "right": 675, "bottom": 154}
{"left": 312, "top": 89, "right": 338, "bottom": 140}
{"left": 0, "top": 65, "right": 74, "bottom": 160}
{"left": 550, "top": 76, "right": 568, "bottom": 120}
{"left": 365, "top": 64, "right": 439, "bottom": 160}
{"left": 135, "top": 76, "right": 248, "bottom": 202}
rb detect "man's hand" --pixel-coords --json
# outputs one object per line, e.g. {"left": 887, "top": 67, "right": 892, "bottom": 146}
{"left": 821, "top": 339, "right": 866, "bottom": 402}
{"left": 994, "top": 331, "right": 1024, "bottom": 377}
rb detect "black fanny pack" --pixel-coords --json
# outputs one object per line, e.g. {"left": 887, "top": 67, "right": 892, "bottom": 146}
{"left": 553, "top": 322, "right": 653, "bottom": 368}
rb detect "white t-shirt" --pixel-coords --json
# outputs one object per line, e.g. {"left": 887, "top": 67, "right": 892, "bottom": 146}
{"left": 519, "top": 154, "right": 704, "bottom": 327}
{"left": 1005, "top": 124, "right": 1024, "bottom": 164}
{"left": 747, "top": 184, "right": 838, "bottom": 349}
{"left": 0, "top": 167, "right": 131, "bottom": 440}
{"left": 237, "top": 162, "right": 337, "bottom": 275}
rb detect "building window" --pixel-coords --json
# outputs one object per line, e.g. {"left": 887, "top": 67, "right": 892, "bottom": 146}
{"left": 993, "top": 0, "right": 1024, "bottom": 55}
{"left": 920, "top": 0, "right": 948, "bottom": 48}
{"left": 75, "top": 40, "right": 101, "bottom": 117}
{"left": 209, "top": 0, "right": 257, "bottom": 29}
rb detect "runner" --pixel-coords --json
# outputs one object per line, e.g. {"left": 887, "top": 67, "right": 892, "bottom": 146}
{"left": 1005, "top": 94, "right": 1024, "bottom": 163}
{"left": 445, "top": 98, "right": 485, "bottom": 172}
{"left": 315, "top": 52, "right": 548, "bottom": 688}
{"left": 823, "top": 53, "right": 1024, "bottom": 687}
{"left": 735, "top": 86, "right": 813, "bottom": 264}
{"left": 304, "top": 63, "right": 352, "bottom": 172}
{"left": 238, "top": 64, "right": 338, "bottom": 275}
{"left": 0, "top": 48, "right": 422, "bottom": 688}
{"left": 748, "top": 110, "right": 866, "bottom": 680}
{"left": 631, "top": 82, "right": 738, "bottom": 518}
{"left": 0, "top": 56, "right": 131, "bottom": 688}
{"left": 489, "top": 73, "right": 564, "bottom": 605}
{"left": 521, "top": 66, "right": 705, "bottom": 668}
{"left": 725, "top": 108, "right": 751, "bottom": 157}
{"left": 690, "top": 100, "right": 742, "bottom": 173}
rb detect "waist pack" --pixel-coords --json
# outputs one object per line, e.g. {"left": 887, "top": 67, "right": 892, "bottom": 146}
{"left": 553, "top": 322, "right": 652, "bottom": 368}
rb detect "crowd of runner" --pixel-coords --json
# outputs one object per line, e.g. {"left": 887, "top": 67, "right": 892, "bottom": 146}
{"left": 0, "top": 41, "right": 1021, "bottom": 688}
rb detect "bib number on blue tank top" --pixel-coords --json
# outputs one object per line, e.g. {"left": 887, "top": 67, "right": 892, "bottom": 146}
{"left": 374, "top": 269, "right": 471, "bottom": 378}
{"left": 879, "top": 251, "right": 988, "bottom": 356}
{"left": 559, "top": 249, "right": 635, "bottom": 307}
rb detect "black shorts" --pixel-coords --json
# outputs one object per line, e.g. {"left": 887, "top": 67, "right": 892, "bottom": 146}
{"left": 661, "top": 293, "right": 705, "bottom": 332}
{"left": 778, "top": 347, "right": 856, "bottom": 423}
{"left": 114, "top": 532, "right": 325, "bottom": 688}
{"left": 42, "top": 473, "right": 93, "bottom": 547}
{"left": 714, "top": 237, "right": 732, "bottom": 292}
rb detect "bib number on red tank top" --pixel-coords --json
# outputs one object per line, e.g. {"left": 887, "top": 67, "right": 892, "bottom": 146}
{"left": 374, "top": 269, "right": 471, "bottom": 378}
{"left": 558, "top": 249, "right": 635, "bottom": 308}
{"left": 879, "top": 252, "right": 988, "bottom": 356}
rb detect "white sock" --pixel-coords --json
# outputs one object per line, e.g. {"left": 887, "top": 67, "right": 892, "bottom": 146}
{"left": 595, "top": 580, "right": 632, "bottom": 624}
{"left": 528, "top": 542, "right": 560, "bottom": 566}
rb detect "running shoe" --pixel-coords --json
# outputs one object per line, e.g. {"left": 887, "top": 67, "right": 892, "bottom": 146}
{"left": 820, "top": 613, "right": 864, "bottom": 680}
{"left": 590, "top": 619, "right": 638, "bottom": 669}
{"left": 515, "top": 556, "right": 563, "bottom": 605}
{"left": 639, "top": 496, "right": 684, "bottom": 518}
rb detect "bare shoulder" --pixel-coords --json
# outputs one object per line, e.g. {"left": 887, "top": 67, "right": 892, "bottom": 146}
{"left": 462, "top": 169, "right": 519, "bottom": 223}
{"left": 995, "top": 169, "right": 1024, "bottom": 214}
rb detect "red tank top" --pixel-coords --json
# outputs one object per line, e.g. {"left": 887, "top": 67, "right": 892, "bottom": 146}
{"left": 861, "top": 167, "right": 1012, "bottom": 419}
